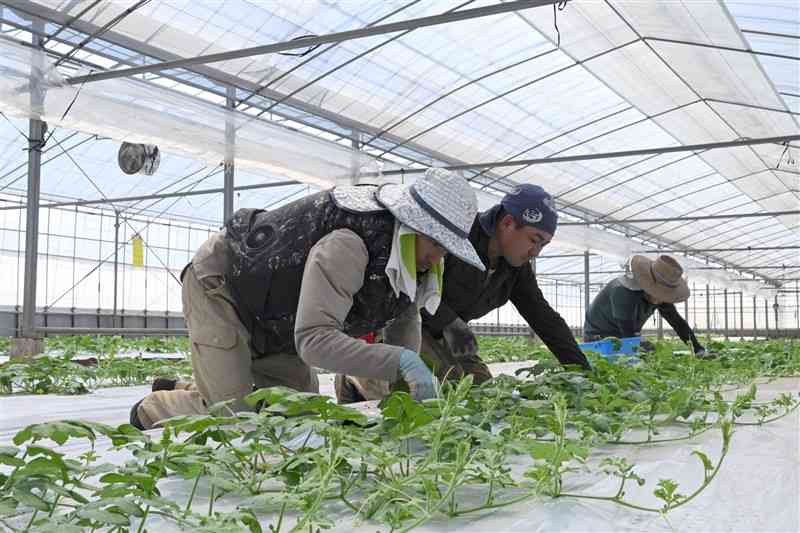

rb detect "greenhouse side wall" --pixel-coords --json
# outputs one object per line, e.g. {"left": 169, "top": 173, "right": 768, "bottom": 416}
{"left": 0, "top": 201, "right": 797, "bottom": 339}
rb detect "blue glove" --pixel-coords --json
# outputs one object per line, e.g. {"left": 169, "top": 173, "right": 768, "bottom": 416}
{"left": 398, "top": 349, "right": 436, "bottom": 401}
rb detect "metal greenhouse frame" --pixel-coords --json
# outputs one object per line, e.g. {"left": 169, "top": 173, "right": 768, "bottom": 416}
{"left": 0, "top": 0, "right": 796, "bottom": 343}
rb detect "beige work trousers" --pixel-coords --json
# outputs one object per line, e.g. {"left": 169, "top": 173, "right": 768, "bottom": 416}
{"left": 335, "top": 327, "right": 492, "bottom": 403}
{"left": 134, "top": 266, "right": 319, "bottom": 429}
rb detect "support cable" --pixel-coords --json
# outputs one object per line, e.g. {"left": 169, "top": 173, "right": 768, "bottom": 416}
{"left": 41, "top": 0, "right": 103, "bottom": 46}
{"left": 52, "top": 133, "right": 212, "bottom": 286}
{"left": 0, "top": 132, "right": 96, "bottom": 195}
{"left": 237, "top": 0, "right": 422, "bottom": 112}
{"left": 43, "top": 161, "right": 223, "bottom": 309}
{"left": 52, "top": 0, "right": 152, "bottom": 68}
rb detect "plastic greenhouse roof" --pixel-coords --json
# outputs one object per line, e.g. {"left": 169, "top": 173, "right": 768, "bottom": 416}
{"left": 0, "top": 0, "right": 797, "bottom": 290}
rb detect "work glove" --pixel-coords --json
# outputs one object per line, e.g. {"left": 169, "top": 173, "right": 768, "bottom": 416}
{"left": 442, "top": 317, "right": 479, "bottom": 359}
{"left": 398, "top": 349, "right": 437, "bottom": 401}
{"left": 639, "top": 340, "right": 656, "bottom": 353}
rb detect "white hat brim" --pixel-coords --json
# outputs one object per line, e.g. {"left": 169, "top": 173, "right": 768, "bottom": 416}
{"left": 377, "top": 184, "right": 485, "bottom": 271}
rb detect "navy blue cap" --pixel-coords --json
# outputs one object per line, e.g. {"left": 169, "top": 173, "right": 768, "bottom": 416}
{"left": 501, "top": 184, "right": 558, "bottom": 236}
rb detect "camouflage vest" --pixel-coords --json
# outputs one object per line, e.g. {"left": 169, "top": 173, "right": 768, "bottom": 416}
{"left": 224, "top": 186, "right": 411, "bottom": 357}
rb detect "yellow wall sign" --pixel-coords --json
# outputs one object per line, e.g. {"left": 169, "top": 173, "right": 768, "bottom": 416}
{"left": 132, "top": 234, "right": 144, "bottom": 267}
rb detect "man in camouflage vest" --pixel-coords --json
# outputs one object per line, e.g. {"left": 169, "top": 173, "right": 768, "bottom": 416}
{"left": 129, "top": 168, "right": 483, "bottom": 429}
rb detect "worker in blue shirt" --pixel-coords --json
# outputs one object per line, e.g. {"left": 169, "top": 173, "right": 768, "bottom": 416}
{"left": 584, "top": 255, "right": 707, "bottom": 356}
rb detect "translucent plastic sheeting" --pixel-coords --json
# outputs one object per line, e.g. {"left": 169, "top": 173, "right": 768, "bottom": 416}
{"left": 0, "top": 250, "right": 185, "bottom": 312}
{"left": 522, "top": 1, "right": 799, "bottom": 232}
{"left": 3, "top": 2, "right": 796, "bottom": 288}
{"left": 553, "top": 224, "right": 638, "bottom": 262}
{"left": 1, "top": 374, "right": 797, "bottom": 532}
{"left": 12, "top": 1, "right": 796, "bottom": 244}
{"left": 21, "top": 1, "right": 796, "bottom": 222}
{"left": 24, "top": 0, "right": 593, "bottom": 167}
{"left": 0, "top": 39, "right": 379, "bottom": 189}
{"left": 544, "top": 225, "right": 777, "bottom": 298}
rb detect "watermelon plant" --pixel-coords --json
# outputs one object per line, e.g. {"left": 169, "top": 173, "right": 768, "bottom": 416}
{"left": 0, "top": 355, "right": 193, "bottom": 395}
{"left": 0, "top": 339, "right": 798, "bottom": 531}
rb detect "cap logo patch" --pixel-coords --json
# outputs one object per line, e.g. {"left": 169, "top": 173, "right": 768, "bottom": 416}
{"left": 522, "top": 208, "right": 543, "bottom": 223}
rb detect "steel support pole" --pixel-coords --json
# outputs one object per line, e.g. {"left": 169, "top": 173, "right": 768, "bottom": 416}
{"left": 657, "top": 313, "right": 664, "bottom": 339}
{"left": 583, "top": 251, "right": 590, "bottom": 315}
{"left": 723, "top": 288, "right": 729, "bottom": 339}
{"left": 0, "top": 179, "right": 299, "bottom": 211}
{"left": 739, "top": 291, "right": 744, "bottom": 338}
{"left": 559, "top": 208, "right": 800, "bottom": 227}
{"left": 635, "top": 245, "right": 800, "bottom": 254}
{"left": 765, "top": 299, "right": 770, "bottom": 336}
{"left": 112, "top": 210, "right": 120, "bottom": 327}
{"left": 21, "top": 21, "right": 45, "bottom": 340}
{"left": 753, "top": 296, "right": 757, "bottom": 338}
{"left": 773, "top": 295, "right": 780, "bottom": 333}
{"left": 684, "top": 250, "right": 691, "bottom": 327}
{"left": 377, "top": 135, "right": 800, "bottom": 177}
{"left": 742, "top": 28, "right": 800, "bottom": 40}
{"left": 36, "top": 326, "right": 186, "bottom": 336}
{"left": 705, "top": 284, "right": 711, "bottom": 333}
{"left": 66, "top": 1, "right": 558, "bottom": 85}
{"left": 223, "top": 86, "right": 235, "bottom": 223}
{"left": 644, "top": 36, "right": 800, "bottom": 62}
{"left": 351, "top": 130, "right": 361, "bottom": 185}
{"left": 555, "top": 279, "right": 559, "bottom": 310}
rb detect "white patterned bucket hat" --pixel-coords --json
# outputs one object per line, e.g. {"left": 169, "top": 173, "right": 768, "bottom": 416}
{"left": 377, "top": 168, "right": 484, "bottom": 271}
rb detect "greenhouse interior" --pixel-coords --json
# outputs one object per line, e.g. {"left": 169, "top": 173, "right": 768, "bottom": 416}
{"left": 0, "top": 0, "right": 799, "bottom": 531}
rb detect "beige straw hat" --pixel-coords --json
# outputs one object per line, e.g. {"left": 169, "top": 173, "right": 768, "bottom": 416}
{"left": 619, "top": 255, "right": 690, "bottom": 303}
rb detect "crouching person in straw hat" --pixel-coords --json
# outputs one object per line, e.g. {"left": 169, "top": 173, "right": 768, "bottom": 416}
{"left": 336, "top": 184, "right": 592, "bottom": 404}
{"left": 584, "top": 255, "right": 707, "bottom": 356}
{"left": 128, "top": 168, "right": 483, "bottom": 430}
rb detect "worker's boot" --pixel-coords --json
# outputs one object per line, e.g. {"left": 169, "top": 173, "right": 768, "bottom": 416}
{"left": 151, "top": 378, "right": 195, "bottom": 392}
{"left": 152, "top": 377, "right": 177, "bottom": 391}
{"left": 334, "top": 374, "right": 366, "bottom": 404}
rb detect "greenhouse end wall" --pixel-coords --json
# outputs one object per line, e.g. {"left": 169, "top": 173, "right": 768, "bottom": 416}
{"left": 1, "top": 200, "right": 797, "bottom": 338}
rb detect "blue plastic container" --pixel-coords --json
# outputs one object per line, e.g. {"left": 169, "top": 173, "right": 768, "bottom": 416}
{"left": 579, "top": 336, "right": 642, "bottom": 364}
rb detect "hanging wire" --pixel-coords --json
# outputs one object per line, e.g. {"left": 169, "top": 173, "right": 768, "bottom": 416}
{"left": 0, "top": 132, "right": 92, "bottom": 195}
{"left": 20, "top": 0, "right": 146, "bottom": 153}
{"left": 277, "top": 34, "right": 322, "bottom": 57}
{"left": 0, "top": 111, "right": 32, "bottom": 142}
{"left": 6, "top": 55, "right": 92, "bottom": 153}
{"left": 42, "top": 0, "right": 104, "bottom": 46}
{"left": 47, "top": 134, "right": 190, "bottom": 288}
{"left": 553, "top": 0, "right": 569, "bottom": 48}
{"left": 53, "top": 0, "right": 152, "bottom": 68}
{"left": 44, "top": 167, "right": 221, "bottom": 309}
{"left": 776, "top": 141, "right": 789, "bottom": 169}
{"left": 775, "top": 141, "right": 795, "bottom": 169}
{"left": 29, "top": 72, "right": 92, "bottom": 153}
{"left": 237, "top": 0, "right": 421, "bottom": 113}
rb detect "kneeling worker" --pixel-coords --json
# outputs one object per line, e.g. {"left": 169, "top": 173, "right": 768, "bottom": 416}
{"left": 129, "top": 168, "right": 483, "bottom": 429}
{"left": 584, "top": 255, "right": 706, "bottom": 356}
{"left": 336, "top": 184, "right": 591, "bottom": 403}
